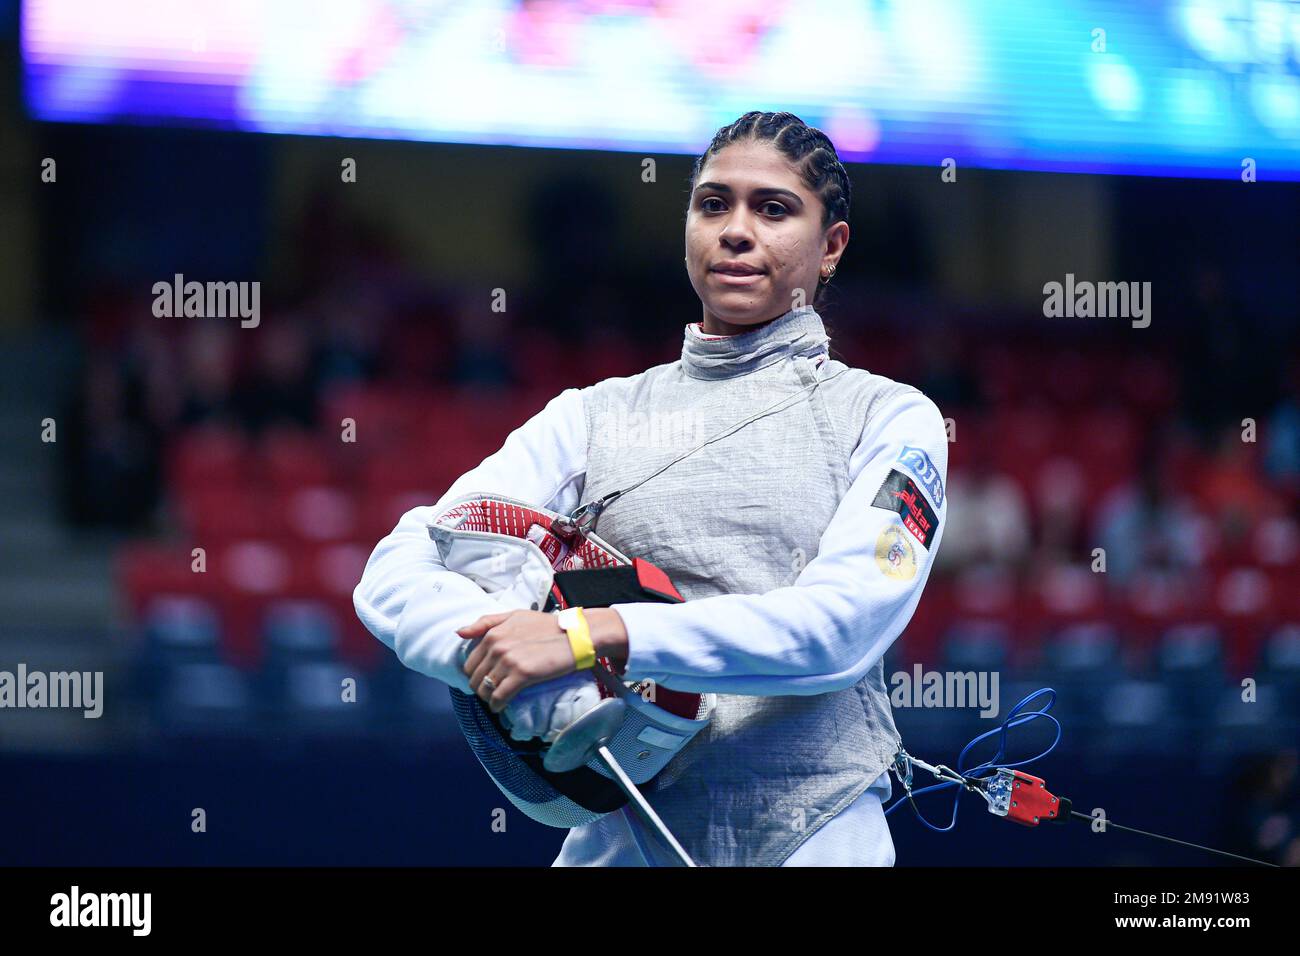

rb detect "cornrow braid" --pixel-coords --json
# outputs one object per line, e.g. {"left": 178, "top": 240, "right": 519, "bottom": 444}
{"left": 689, "top": 111, "right": 852, "bottom": 230}
{"left": 687, "top": 111, "right": 852, "bottom": 306}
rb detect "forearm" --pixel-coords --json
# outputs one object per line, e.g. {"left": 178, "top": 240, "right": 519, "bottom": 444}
{"left": 586, "top": 607, "right": 630, "bottom": 666}
{"left": 611, "top": 577, "right": 928, "bottom": 696}
{"left": 353, "top": 386, "right": 590, "bottom": 690}
{"left": 354, "top": 505, "right": 503, "bottom": 692}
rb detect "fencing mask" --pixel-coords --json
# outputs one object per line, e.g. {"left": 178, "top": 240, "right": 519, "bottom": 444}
{"left": 428, "top": 493, "right": 715, "bottom": 828}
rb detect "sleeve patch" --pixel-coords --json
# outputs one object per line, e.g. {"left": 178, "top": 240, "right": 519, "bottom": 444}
{"left": 875, "top": 525, "right": 918, "bottom": 580}
{"left": 872, "top": 469, "right": 940, "bottom": 549}
{"left": 896, "top": 445, "right": 944, "bottom": 508}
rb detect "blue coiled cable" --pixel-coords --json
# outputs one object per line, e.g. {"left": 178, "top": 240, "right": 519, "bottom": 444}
{"left": 884, "top": 687, "right": 1062, "bottom": 832}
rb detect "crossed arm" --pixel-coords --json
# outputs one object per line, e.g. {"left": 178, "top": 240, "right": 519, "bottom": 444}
{"left": 354, "top": 385, "right": 948, "bottom": 709}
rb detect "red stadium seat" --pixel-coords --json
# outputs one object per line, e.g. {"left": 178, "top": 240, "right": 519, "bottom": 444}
{"left": 976, "top": 346, "right": 1027, "bottom": 405}
{"left": 1118, "top": 355, "right": 1178, "bottom": 414}
{"left": 1043, "top": 352, "right": 1102, "bottom": 410}
{"left": 117, "top": 542, "right": 220, "bottom": 620}
{"left": 260, "top": 428, "right": 336, "bottom": 490}
{"left": 991, "top": 406, "right": 1059, "bottom": 495}
{"left": 899, "top": 575, "right": 951, "bottom": 667}
{"left": 167, "top": 426, "right": 257, "bottom": 497}
{"left": 1069, "top": 406, "right": 1138, "bottom": 499}
{"left": 1117, "top": 570, "right": 1206, "bottom": 661}
{"left": 319, "top": 384, "right": 430, "bottom": 455}
{"left": 312, "top": 542, "right": 380, "bottom": 666}
{"left": 360, "top": 452, "right": 460, "bottom": 498}
{"left": 1027, "top": 563, "right": 1108, "bottom": 640}
{"left": 280, "top": 485, "right": 359, "bottom": 543}
{"left": 383, "top": 319, "right": 457, "bottom": 383}
{"left": 509, "top": 330, "right": 569, "bottom": 391}
{"left": 355, "top": 490, "right": 440, "bottom": 541}
{"left": 208, "top": 540, "right": 318, "bottom": 667}
{"left": 1212, "top": 566, "right": 1278, "bottom": 673}
{"left": 178, "top": 484, "right": 289, "bottom": 543}
{"left": 949, "top": 566, "right": 1026, "bottom": 662}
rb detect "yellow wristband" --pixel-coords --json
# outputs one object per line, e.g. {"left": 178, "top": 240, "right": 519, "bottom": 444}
{"left": 556, "top": 607, "right": 596, "bottom": 670}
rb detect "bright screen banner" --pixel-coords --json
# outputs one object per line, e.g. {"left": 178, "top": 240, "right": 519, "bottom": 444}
{"left": 21, "top": 0, "right": 1300, "bottom": 179}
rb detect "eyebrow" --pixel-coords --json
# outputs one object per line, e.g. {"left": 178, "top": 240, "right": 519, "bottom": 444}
{"left": 694, "top": 182, "right": 804, "bottom": 207}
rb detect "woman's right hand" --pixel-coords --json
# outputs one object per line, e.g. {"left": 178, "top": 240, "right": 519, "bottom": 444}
{"left": 499, "top": 670, "right": 604, "bottom": 742}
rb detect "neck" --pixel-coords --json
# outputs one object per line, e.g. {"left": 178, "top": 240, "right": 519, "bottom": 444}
{"left": 700, "top": 311, "right": 783, "bottom": 337}
{"left": 681, "top": 305, "right": 829, "bottom": 381}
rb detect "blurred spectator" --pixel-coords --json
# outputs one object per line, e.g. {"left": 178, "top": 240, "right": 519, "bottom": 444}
{"left": 1221, "top": 750, "right": 1300, "bottom": 867}
{"left": 175, "top": 324, "right": 242, "bottom": 430}
{"left": 915, "top": 324, "right": 979, "bottom": 410}
{"left": 1263, "top": 361, "right": 1300, "bottom": 496}
{"left": 450, "top": 293, "right": 514, "bottom": 391}
{"left": 233, "top": 316, "right": 320, "bottom": 434}
{"left": 315, "top": 290, "right": 385, "bottom": 387}
{"left": 938, "top": 441, "right": 1032, "bottom": 571}
{"left": 1177, "top": 265, "right": 1277, "bottom": 440}
{"left": 1034, "top": 457, "right": 1087, "bottom": 566}
{"left": 1195, "top": 426, "right": 1281, "bottom": 560}
{"left": 57, "top": 353, "right": 163, "bottom": 531}
{"left": 1093, "top": 435, "right": 1207, "bottom": 584}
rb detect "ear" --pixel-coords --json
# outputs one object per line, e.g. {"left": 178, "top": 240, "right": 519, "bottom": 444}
{"left": 824, "top": 219, "right": 850, "bottom": 260}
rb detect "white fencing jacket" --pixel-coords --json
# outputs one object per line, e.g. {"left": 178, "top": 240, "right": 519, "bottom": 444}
{"left": 354, "top": 307, "right": 948, "bottom": 865}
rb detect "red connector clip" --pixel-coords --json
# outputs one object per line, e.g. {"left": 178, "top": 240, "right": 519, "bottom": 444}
{"left": 983, "top": 768, "right": 1064, "bottom": 826}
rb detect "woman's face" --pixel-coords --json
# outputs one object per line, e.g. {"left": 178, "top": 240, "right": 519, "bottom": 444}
{"left": 685, "top": 139, "right": 848, "bottom": 335}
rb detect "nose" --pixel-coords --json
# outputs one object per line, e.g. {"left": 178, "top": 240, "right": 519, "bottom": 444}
{"left": 719, "top": 208, "right": 756, "bottom": 249}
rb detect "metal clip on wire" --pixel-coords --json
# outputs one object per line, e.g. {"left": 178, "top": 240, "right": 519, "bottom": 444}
{"left": 556, "top": 493, "right": 622, "bottom": 539}
{"left": 892, "top": 748, "right": 915, "bottom": 797}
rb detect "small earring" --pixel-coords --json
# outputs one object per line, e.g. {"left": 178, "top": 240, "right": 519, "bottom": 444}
{"left": 819, "top": 265, "right": 836, "bottom": 284}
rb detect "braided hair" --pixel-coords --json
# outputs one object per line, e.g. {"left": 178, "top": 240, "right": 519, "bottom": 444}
{"left": 687, "top": 111, "right": 852, "bottom": 309}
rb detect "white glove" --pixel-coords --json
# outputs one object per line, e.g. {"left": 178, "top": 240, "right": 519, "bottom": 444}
{"left": 500, "top": 670, "right": 604, "bottom": 743}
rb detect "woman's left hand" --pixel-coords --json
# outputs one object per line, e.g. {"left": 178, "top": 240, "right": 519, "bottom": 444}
{"left": 458, "top": 610, "right": 578, "bottom": 712}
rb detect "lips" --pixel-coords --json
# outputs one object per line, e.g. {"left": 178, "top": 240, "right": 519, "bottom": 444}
{"left": 711, "top": 262, "right": 765, "bottom": 276}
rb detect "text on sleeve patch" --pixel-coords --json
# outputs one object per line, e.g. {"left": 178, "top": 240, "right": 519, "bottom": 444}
{"left": 872, "top": 470, "right": 940, "bottom": 548}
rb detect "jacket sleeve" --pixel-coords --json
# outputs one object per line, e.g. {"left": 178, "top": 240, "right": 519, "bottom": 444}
{"left": 613, "top": 390, "right": 948, "bottom": 695}
{"left": 352, "top": 388, "right": 587, "bottom": 692}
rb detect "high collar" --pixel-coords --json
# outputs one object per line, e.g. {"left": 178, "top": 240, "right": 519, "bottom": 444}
{"left": 680, "top": 306, "right": 830, "bottom": 381}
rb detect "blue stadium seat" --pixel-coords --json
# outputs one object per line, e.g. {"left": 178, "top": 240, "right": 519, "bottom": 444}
{"left": 1157, "top": 623, "right": 1225, "bottom": 674}
{"left": 262, "top": 599, "right": 341, "bottom": 662}
{"left": 1204, "top": 685, "right": 1295, "bottom": 758}
{"left": 1101, "top": 681, "right": 1174, "bottom": 725}
{"left": 254, "top": 660, "right": 372, "bottom": 736}
{"left": 1092, "top": 680, "right": 1187, "bottom": 754}
{"left": 1038, "top": 623, "right": 1124, "bottom": 718}
{"left": 283, "top": 661, "right": 365, "bottom": 711}
{"left": 135, "top": 596, "right": 225, "bottom": 712}
{"left": 1258, "top": 625, "right": 1300, "bottom": 721}
{"left": 1261, "top": 624, "right": 1300, "bottom": 669}
{"left": 142, "top": 595, "right": 222, "bottom": 659}
{"left": 153, "top": 661, "right": 256, "bottom": 735}
{"left": 941, "top": 621, "right": 1011, "bottom": 672}
{"left": 1044, "top": 623, "right": 1122, "bottom": 673}
{"left": 1154, "top": 623, "right": 1225, "bottom": 717}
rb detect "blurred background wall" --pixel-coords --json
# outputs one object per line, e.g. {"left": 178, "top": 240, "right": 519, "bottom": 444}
{"left": 1, "top": 0, "right": 1298, "bottom": 866}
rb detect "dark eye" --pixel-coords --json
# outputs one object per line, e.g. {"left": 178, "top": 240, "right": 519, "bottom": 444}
{"left": 701, "top": 196, "right": 725, "bottom": 212}
{"left": 761, "top": 201, "right": 788, "bottom": 217}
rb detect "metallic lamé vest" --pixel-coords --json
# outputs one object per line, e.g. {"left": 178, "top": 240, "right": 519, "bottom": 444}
{"left": 575, "top": 307, "right": 917, "bottom": 866}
